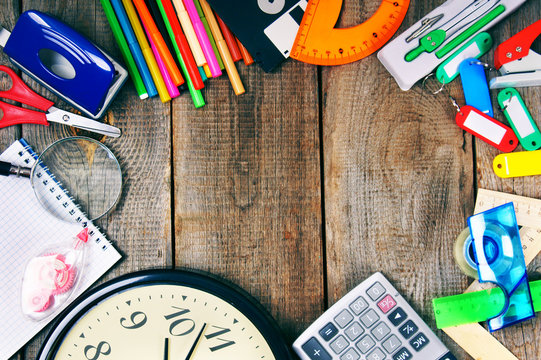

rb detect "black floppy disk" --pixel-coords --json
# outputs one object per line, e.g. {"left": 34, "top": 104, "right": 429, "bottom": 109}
{"left": 206, "top": 0, "right": 307, "bottom": 72}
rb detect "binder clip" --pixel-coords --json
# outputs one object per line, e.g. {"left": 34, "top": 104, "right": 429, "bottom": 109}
{"left": 0, "top": 10, "right": 127, "bottom": 119}
{"left": 468, "top": 202, "right": 535, "bottom": 331}
{"left": 489, "top": 19, "right": 541, "bottom": 89}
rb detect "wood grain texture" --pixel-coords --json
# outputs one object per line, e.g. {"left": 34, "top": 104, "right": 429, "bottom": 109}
{"left": 3, "top": 1, "right": 171, "bottom": 358}
{"left": 322, "top": 1, "right": 474, "bottom": 358}
{"left": 1, "top": 0, "right": 540, "bottom": 359}
{"left": 172, "top": 60, "right": 324, "bottom": 342}
{"left": 474, "top": 1, "right": 541, "bottom": 358}
{"left": 0, "top": 3, "right": 22, "bottom": 360}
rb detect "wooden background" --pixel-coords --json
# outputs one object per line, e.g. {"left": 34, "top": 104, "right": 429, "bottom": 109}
{"left": 1, "top": 0, "right": 540, "bottom": 359}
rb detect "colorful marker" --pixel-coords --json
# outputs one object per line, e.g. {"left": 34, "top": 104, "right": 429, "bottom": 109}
{"left": 158, "top": 0, "right": 204, "bottom": 90}
{"left": 200, "top": 0, "right": 244, "bottom": 95}
{"left": 183, "top": 0, "right": 221, "bottom": 77}
{"left": 193, "top": 0, "right": 223, "bottom": 70}
{"left": 155, "top": 0, "right": 205, "bottom": 107}
{"left": 100, "top": 0, "right": 148, "bottom": 99}
{"left": 110, "top": 0, "right": 157, "bottom": 97}
{"left": 143, "top": 22, "right": 176, "bottom": 101}
{"left": 133, "top": 0, "right": 184, "bottom": 87}
{"left": 121, "top": 0, "right": 169, "bottom": 102}
{"left": 172, "top": 0, "right": 206, "bottom": 68}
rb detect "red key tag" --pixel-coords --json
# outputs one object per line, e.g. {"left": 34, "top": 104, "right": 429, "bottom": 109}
{"left": 456, "top": 105, "right": 518, "bottom": 152}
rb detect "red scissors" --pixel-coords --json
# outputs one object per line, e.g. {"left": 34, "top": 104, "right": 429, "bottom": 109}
{"left": 0, "top": 65, "right": 121, "bottom": 137}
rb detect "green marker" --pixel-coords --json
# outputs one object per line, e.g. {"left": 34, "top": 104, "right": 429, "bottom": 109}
{"left": 155, "top": 0, "right": 205, "bottom": 108}
{"left": 100, "top": 0, "right": 148, "bottom": 99}
{"left": 433, "top": 279, "right": 541, "bottom": 329}
{"left": 193, "top": 0, "right": 224, "bottom": 70}
{"left": 405, "top": 4, "right": 505, "bottom": 62}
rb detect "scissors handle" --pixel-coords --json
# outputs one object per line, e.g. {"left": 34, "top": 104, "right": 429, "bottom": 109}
{"left": 0, "top": 100, "right": 49, "bottom": 128}
{"left": 0, "top": 65, "right": 54, "bottom": 111}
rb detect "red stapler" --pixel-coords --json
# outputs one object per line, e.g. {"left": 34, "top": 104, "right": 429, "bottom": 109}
{"left": 490, "top": 19, "right": 541, "bottom": 89}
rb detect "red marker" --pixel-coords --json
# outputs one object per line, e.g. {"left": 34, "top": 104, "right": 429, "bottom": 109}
{"left": 160, "top": 0, "right": 204, "bottom": 90}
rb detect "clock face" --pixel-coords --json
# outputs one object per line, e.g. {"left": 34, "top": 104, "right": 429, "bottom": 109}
{"left": 39, "top": 271, "right": 292, "bottom": 360}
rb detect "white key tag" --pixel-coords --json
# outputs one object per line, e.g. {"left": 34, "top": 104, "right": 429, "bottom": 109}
{"left": 498, "top": 88, "right": 541, "bottom": 151}
{"left": 456, "top": 105, "right": 518, "bottom": 153}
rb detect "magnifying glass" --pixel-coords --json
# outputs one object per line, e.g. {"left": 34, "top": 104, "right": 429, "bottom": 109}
{"left": 0, "top": 136, "right": 122, "bottom": 222}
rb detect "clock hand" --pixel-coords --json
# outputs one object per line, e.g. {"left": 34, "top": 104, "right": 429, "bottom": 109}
{"left": 184, "top": 323, "right": 207, "bottom": 360}
{"left": 163, "top": 338, "right": 169, "bottom": 360}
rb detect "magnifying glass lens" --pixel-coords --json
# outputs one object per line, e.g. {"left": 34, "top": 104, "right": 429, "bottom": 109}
{"left": 31, "top": 137, "right": 122, "bottom": 223}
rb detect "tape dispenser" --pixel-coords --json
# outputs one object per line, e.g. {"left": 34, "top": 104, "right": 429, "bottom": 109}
{"left": 0, "top": 10, "right": 127, "bottom": 119}
{"left": 468, "top": 202, "right": 535, "bottom": 331}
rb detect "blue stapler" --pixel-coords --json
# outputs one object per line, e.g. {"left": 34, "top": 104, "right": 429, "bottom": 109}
{"left": 0, "top": 10, "right": 127, "bottom": 119}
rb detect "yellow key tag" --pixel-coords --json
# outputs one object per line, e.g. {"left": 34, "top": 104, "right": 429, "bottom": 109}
{"left": 493, "top": 150, "right": 541, "bottom": 178}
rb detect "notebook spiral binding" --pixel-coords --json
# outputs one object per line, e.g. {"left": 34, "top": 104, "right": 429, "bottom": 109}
{"left": 19, "top": 139, "right": 108, "bottom": 251}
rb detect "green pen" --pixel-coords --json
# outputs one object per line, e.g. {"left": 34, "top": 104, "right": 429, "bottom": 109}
{"left": 100, "top": 0, "right": 148, "bottom": 99}
{"left": 193, "top": 0, "right": 224, "bottom": 70}
{"left": 155, "top": 0, "right": 205, "bottom": 108}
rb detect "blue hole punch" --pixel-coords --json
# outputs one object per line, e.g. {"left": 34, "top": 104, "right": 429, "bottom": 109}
{"left": 1, "top": 10, "right": 127, "bottom": 119}
{"left": 468, "top": 202, "right": 535, "bottom": 331}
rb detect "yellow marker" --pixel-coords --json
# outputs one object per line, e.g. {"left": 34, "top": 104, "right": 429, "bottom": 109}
{"left": 199, "top": 0, "right": 244, "bottom": 95}
{"left": 172, "top": 0, "right": 207, "bottom": 67}
{"left": 122, "top": 0, "right": 170, "bottom": 102}
{"left": 493, "top": 150, "right": 541, "bottom": 178}
{"left": 203, "top": 64, "right": 212, "bottom": 78}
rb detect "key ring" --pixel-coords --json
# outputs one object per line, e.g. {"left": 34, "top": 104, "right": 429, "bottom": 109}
{"left": 422, "top": 73, "right": 464, "bottom": 115}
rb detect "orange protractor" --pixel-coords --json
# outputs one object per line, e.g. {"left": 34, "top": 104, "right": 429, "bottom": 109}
{"left": 291, "top": 0, "right": 410, "bottom": 65}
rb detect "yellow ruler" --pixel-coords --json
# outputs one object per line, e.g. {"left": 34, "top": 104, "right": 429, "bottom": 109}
{"left": 443, "top": 188, "right": 541, "bottom": 360}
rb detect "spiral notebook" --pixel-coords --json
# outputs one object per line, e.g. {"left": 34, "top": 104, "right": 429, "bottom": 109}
{"left": 0, "top": 139, "right": 122, "bottom": 360}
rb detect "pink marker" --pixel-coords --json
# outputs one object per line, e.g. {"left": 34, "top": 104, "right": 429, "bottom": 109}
{"left": 143, "top": 23, "right": 180, "bottom": 99}
{"left": 183, "top": 0, "right": 222, "bottom": 77}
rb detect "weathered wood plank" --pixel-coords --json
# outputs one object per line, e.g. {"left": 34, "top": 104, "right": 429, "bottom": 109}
{"left": 322, "top": 1, "right": 475, "bottom": 359}
{"left": 10, "top": 1, "right": 172, "bottom": 358}
{"left": 475, "top": 1, "right": 541, "bottom": 358}
{"left": 172, "top": 59, "right": 323, "bottom": 341}
{"left": 0, "top": 2, "right": 23, "bottom": 360}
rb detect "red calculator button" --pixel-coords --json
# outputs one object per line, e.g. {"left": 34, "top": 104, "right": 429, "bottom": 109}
{"left": 377, "top": 295, "right": 397, "bottom": 314}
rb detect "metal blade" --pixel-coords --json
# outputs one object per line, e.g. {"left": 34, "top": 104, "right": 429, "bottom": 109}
{"left": 0, "top": 26, "right": 11, "bottom": 48}
{"left": 46, "top": 107, "right": 121, "bottom": 138}
{"left": 442, "top": 0, "right": 497, "bottom": 36}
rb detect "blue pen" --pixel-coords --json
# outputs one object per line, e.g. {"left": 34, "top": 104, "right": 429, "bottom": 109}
{"left": 109, "top": 0, "right": 158, "bottom": 97}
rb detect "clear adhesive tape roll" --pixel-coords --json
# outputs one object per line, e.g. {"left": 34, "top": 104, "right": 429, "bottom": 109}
{"left": 453, "top": 227, "right": 479, "bottom": 279}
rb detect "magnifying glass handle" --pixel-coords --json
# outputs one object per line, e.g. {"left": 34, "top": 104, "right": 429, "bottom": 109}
{"left": 0, "top": 160, "right": 31, "bottom": 177}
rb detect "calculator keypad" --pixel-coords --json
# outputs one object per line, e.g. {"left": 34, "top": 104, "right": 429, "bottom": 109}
{"left": 293, "top": 272, "right": 454, "bottom": 360}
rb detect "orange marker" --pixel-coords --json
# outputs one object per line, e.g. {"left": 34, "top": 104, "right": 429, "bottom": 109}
{"left": 236, "top": 38, "right": 254, "bottom": 66}
{"left": 199, "top": 0, "right": 244, "bottom": 95}
{"left": 132, "top": 0, "right": 184, "bottom": 86}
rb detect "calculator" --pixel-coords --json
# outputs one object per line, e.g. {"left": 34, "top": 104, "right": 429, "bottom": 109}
{"left": 292, "top": 272, "right": 455, "bottom": 360}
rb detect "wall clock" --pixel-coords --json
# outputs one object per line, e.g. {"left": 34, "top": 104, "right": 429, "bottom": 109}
{"left": 37, "top": 269, "right": 294, "bottom": 359}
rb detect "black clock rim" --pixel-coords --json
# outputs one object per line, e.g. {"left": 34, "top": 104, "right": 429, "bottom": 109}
{"left": 37, "top": 269, "right": 294, "bottom": 360}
